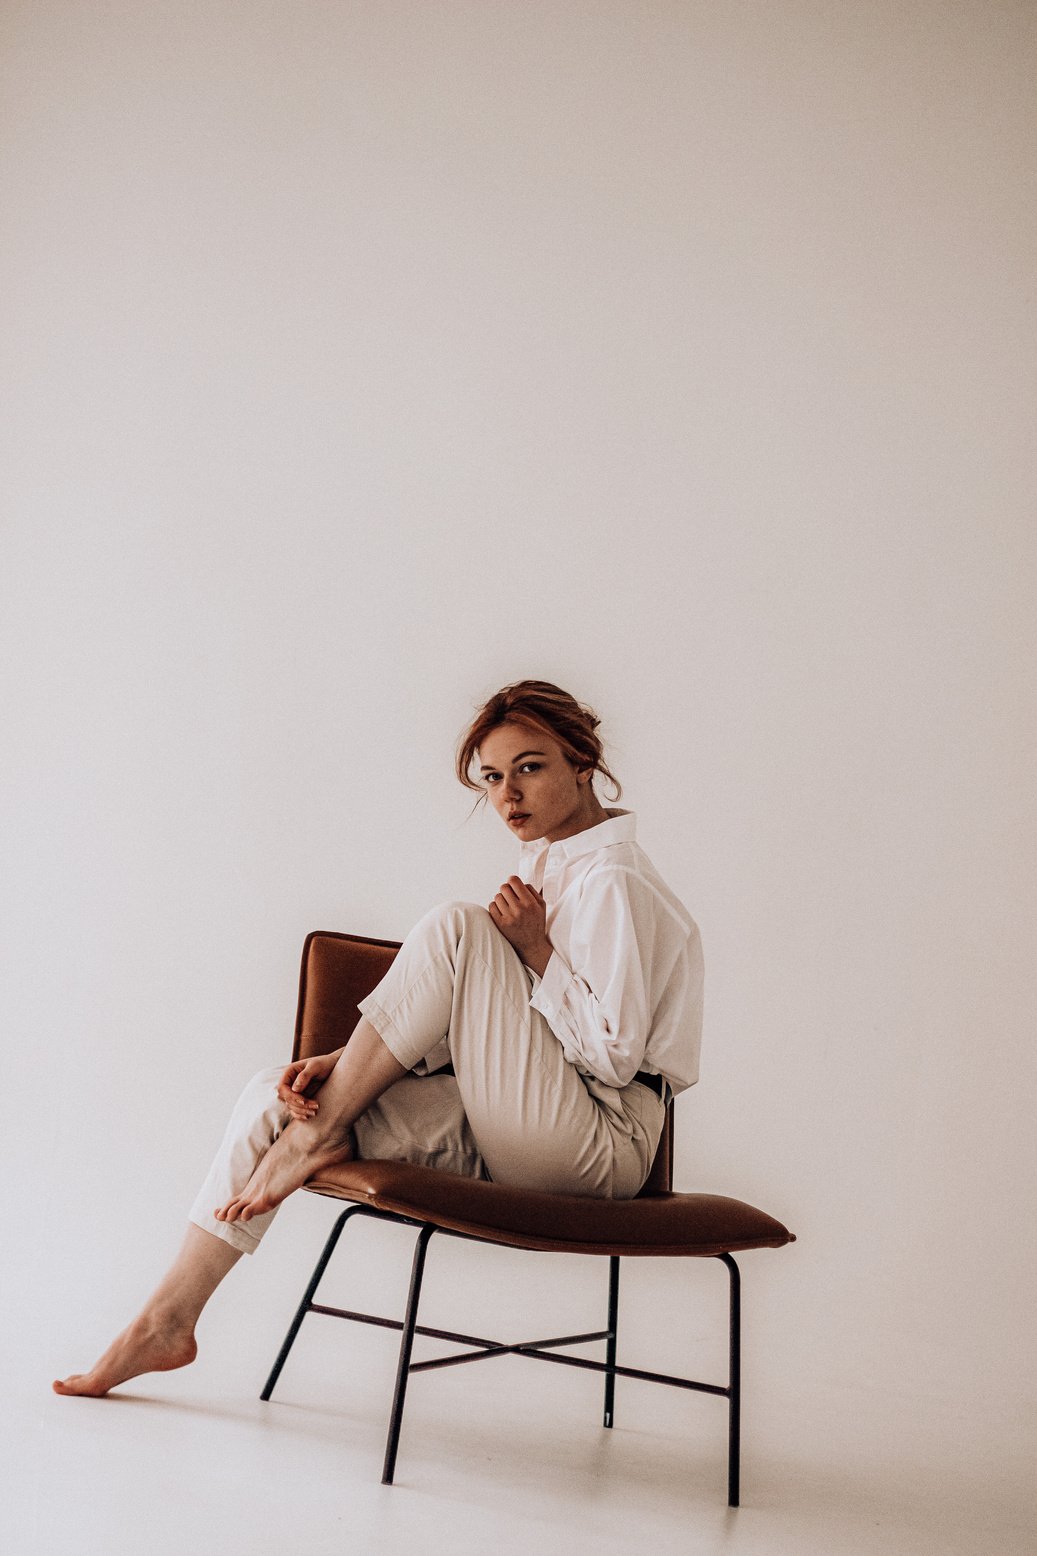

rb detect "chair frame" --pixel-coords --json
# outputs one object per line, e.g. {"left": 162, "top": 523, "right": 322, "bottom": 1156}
{"left": 258, "top": 929, "right": 787, "bottom": 1505}
{"left": 262, "top": 1201, "right": 743, "bottom": 1505}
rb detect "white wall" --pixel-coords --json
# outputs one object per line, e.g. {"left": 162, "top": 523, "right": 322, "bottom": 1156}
{"left": 3, "top": 0, "right": 1035, "bottom": 1482}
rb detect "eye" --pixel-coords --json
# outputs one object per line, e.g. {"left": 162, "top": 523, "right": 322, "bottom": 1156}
{"left": 519, "top": 763, "right": 541, "bottom": 774}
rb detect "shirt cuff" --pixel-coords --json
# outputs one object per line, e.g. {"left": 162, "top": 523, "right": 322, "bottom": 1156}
{"left": 528, "top": 948, "right": 573, "bottom": 1023}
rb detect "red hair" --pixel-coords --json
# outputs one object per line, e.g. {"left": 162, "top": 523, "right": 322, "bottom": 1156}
{"left": 456, "top": 680, "right": 622, "bottom": 804}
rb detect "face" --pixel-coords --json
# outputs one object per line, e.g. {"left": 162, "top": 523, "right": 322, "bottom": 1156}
{"left": 478, "top": 722, "right": 605, "bottom": 843}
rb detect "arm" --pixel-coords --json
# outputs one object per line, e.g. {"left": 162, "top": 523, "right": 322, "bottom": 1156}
{"left": 528, "top": 868, "right": 660, "bottom": 1089}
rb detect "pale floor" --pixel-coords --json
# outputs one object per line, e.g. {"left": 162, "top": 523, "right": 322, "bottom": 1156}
{"left": 8, "top": 1199, "right": 1036, "bottom": 1556}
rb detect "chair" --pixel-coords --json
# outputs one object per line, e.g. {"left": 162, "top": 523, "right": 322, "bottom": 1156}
{"left": 261, "top": 931, "right": 795, "bottom": 1504}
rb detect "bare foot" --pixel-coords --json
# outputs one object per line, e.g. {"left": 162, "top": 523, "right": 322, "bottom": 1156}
{"left": 52, "top": 1310, "right": 197, "bottom": 1397}
{"left": 214, "top": 1121, "right": 352, "bottom": 1224}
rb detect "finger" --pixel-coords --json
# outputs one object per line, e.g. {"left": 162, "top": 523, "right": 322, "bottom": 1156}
{"left": 517, "top": 879, "right": 544, "bottom": 908}
{"left": 293, "top": 1060, "right": 320, "bottom": 1091}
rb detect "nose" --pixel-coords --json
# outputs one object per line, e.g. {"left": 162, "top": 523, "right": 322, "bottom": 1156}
{"left": 502, "top": 777, "right": 522, "bottom": 802}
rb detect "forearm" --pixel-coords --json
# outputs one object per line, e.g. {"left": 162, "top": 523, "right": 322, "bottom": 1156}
{"left": 529, "top": 954, "right": 647, "bottom": 1088}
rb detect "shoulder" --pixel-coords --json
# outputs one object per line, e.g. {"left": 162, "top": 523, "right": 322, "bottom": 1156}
{"left": 578, "top": 849, "right": 696, "bottom": 936}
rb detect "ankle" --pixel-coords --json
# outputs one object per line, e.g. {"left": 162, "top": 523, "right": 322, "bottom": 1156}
{"left": 299, "top": 1115, "right": 354, "bottom": 1154}
{"left": 137, "top": 1299, "right": 196, "bottom": 1338}
{"left": 318, "top": 1121, "right": 356, "bottom": 1155}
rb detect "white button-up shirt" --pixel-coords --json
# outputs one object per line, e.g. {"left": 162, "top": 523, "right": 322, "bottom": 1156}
{"left": 518, "top": 808, "right": 704, "bottom": 1095}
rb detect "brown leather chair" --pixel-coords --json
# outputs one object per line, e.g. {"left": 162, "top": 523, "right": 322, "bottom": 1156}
{"left": 261, "top": 932, "right": 795, "bottom": 1505}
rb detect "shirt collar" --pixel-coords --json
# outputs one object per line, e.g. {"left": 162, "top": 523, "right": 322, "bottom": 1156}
{"left": 519, "top": 807, "right": 636, "bottom": 866}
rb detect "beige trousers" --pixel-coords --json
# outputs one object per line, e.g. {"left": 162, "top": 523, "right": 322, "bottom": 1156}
{"left": 190, "top": 901, "right": 665, "bottom": 1255}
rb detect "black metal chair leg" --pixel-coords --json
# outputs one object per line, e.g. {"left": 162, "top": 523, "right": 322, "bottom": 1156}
{"left": 603, "top": 1256, "right": 620, "bottom": 1428}
{"left": 719, "top": 1253, "right": 741, "bottom": 1507}
{"left": 260, "top": 1206, "right": 362, "bottom": 1401}
{"left": 381, "top": 1223, "right": 437, "bottom": 1485}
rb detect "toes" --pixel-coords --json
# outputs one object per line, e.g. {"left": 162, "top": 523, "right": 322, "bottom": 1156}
{"left": 217, "top": 1189, "right": 275, "bottom": 1223}
{"left": 224, "top": 1197, "right": 259, "bottom": 1223}
{"left": 53, "top": 1375, "right": 91, "bottom": 1396}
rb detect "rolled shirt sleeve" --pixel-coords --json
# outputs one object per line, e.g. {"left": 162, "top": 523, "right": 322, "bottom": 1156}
{"left": 528, "top": 867, "right": 660, "bottom": 1089}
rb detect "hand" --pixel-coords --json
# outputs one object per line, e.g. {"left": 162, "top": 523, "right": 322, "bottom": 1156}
{"left": 276, "top": 1048, "right": 342, "bottom": 1122}
{"left": 488, "top": 876, "right": 552, "bottom": 976}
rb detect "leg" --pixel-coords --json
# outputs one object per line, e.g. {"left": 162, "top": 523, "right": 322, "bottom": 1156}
{"left": 360, "top": 901, "right": 661, "bottom": 1197}
{"left": 214, "top": 1021, "right": 408, "bottom": 1223}
{"left": 53, "top": 1224, "right": 240, "bottom": 1396}
{"left": 351, "top": 1072, "right": 487, "bottom": 1179}
{"left": 215, "top": 901, "right": 513, "bottom": 1220}
{"left": 218, "top": 897, "right": 661, "bottom": 1216}
{"left": 191, "top": 1064, "right": 294, "bottom": 1251}
{"left": 720, "top": 1252, "right": 741, "bottom": 1507}
{"left": 382, "top": 1223, "right": 437, "bottom": 1485}
{"left": 54, "top": 1064, "right": 288, "bottom": 1397}
{"left": 261, "top": 1205, "right": 365, "bottom": 1401}
{"left": 603, "top": 1255, "right": 620, "bottom": 1428}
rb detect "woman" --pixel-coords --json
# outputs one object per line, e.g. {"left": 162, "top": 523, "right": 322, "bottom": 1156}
{"left": 53, "top": 679, "right": 703, "bottom": 1398}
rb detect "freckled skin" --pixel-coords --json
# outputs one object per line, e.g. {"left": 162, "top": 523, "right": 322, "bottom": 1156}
{"left": 477, "top": 722, "right": 608, "bottom": 846}
{"left": 479, "top": 722, "right": 609, "bottom": 978}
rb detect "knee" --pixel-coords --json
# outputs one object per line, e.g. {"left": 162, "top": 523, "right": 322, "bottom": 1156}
{"left": 443, "top": 899, "right": 493, "bottom": 929}
{"left": 418, "top": 899, "right": 494, "bottom": 937}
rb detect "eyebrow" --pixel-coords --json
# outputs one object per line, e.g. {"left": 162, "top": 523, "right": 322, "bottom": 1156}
{"left": 479, "top": 750, "right": 546, "bottom": 773}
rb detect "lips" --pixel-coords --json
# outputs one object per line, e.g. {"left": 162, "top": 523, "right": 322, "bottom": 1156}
{"left": 508, "top": 813, "right": 530, "bottom": 825}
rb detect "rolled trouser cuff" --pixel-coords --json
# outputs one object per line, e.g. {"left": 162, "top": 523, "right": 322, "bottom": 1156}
{"left": 187, "top": 1064, "right": 287, "bottom": 1254}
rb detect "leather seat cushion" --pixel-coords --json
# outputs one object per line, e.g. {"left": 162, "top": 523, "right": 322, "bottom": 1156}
{"left": 304, "top": 1159, "right": 795, "bottom": 1257}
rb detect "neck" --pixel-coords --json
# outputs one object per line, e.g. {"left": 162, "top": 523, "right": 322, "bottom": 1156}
{"left": 546, "top": 794, "right": 609, "bottom": 843}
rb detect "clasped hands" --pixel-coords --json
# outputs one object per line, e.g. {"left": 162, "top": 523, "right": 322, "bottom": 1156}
{"left": 488, "top": 875, "right": 553, "bottom": 978}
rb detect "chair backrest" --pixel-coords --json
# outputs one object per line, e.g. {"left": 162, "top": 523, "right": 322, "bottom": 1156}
{"left": 294, "top": 930, "right": 400, "bottom": 1064}
{"left": 293, "top": 931, "right": 673, "bottom": 1196}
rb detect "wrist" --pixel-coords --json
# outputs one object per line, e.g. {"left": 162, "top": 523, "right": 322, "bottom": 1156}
{"left": 524, "top": 942, "right": 553, "bottom": 979}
